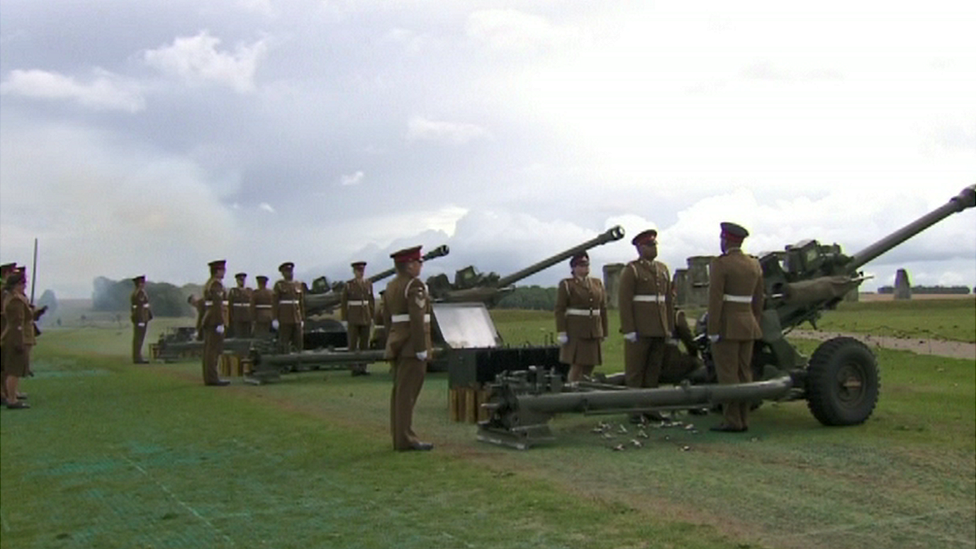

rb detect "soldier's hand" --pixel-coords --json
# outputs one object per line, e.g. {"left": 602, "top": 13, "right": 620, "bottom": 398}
{"left": 623, "top": 332, "right": 638, "bottom": 343}
{"left": 708, "top": 334, "right": 720, "bottom": 344}
{"left": 137, "top": 323, "right": 145, "bottom": 327}
{"left": 416, "top": 351, "right": 428, "bottom": 361}
{"left": 557, "top": 332, "right": 568, "bottom": 346}
{"left": 216, "top": 325, "right": 225, "bottom": 335}
{"left": 667, "top": 338, "right": 679, "bottom": 346}
{"left": 272, "top": 319, "right": 280, "bottom": 330}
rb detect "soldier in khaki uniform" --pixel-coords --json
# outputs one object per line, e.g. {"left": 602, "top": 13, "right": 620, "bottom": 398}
{"left": 0, "top": 262, "right": 17, "bottom": 404}
{"left": 130, "top": 275, "right": 153, "bottom": 364}
{"left": 201, "top": 260, "right": 230, "bottom": 386}
{"left": 618, "top": 229, "right": 674, "bottom": 422}
{"left": 383, "top": 246, "right": 434, "bottom": 452}
{"left": 707, "top": 222, "right": 764, "bottom": 432}
{"left": 228, "top": 272, "right": 253, "bottom": 339}
{"left": 555, "top": 251, "right": 609, "bottom": 382}
{"left": 341, "top": 261, "right": 375, "bottom": 376}
{"left": 1, "top": 272, "right": 34, "bottom": 408}
{"left": 272, "top": 262, "right": 305, "bottom": 354}
{"left": 250, "top": 275, "right": 274, "bottom": 337}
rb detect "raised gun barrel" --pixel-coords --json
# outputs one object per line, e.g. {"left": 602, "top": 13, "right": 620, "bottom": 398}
{"left": 305, "top": 245, "right": 450, "bottom": 315}
{"left": 848, "top": 185, "right": 976, "bottom": 272}
{"left": 495, "top": 226, "right": 625, "bottom": 288}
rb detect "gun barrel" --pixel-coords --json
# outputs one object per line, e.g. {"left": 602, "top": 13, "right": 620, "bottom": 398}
{"left": 495, "top": 226, "right": 625, "bottom": 288}
{"left": 369, "top": 244, "right": 450, "bottom": 283}
{"left": 848, "top": 185, "right": 976, "bottom": 272}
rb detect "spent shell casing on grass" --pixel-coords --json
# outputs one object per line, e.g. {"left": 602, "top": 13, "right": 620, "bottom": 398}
{"left": 613, "top": 444, "right": 625, "bottom": 451}
{"left": 618, "top": 425, "right": 628, "bottom": 433}
{"left": 630, "top": 439, "right": 642, "bottom": 448}
{"left": 637, "top": 430, "right": 649, "bottom": 439}
{"left": 684, "top": 424, "right": 695, "bottom": 431}
{"left": 681, "top": 445, "right": 691, "bottom": 452}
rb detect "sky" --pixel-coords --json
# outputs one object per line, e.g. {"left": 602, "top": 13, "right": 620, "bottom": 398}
{"left": 1, "top": 0, "right": 974, "bottom": 299}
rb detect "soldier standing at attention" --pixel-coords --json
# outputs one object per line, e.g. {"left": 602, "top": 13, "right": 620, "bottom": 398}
{"left": 618, "top": 229, "right": 673, "bottom": 422}
{"left": 130, "top": 275, "right": 153, "bottom": 364}
{"left": 384, "top": 246, "right": 434, "bottom": 451}
{"left": 250, "top": 275, "right": 274, "bottom": 337}
{"left": 272, "top": 262, "right": 305, "bottom": 353}
{"left": 341, "top": 261, "right": 375, "bottom": 376}
{"left": 201, "top": 260, "right": 230, "bottom": 386}
{"left": 1, "top": 271, "right": 34, "bottom": 408}
{"left": 707, "top": 222, "right": 764, "bottom": 433}
{"left": 228, "top": 272, "right": 252, "bottom": 339}
{"left": 0, "top": 262, "right": 18, "bottom": 405}
{"left": 554, "top": 251, "right": 608, "bottom": 382}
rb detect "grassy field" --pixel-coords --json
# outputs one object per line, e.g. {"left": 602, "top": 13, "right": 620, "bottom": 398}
{"left": 1, "top": 305, "right": 974, "bottom": 549}
{"left": 816, "top": 297, "right": 976, "bottom": 343}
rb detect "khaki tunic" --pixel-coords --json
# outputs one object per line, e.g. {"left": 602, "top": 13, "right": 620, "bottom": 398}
{"left": 1, "top": 292, "right": 35, "bottom": 377}
{"left": 200, "top": 277, "right": 227, "bottom": 384}
{"left": 228, "top": 286, "right": 252, "bottom": 338}
{"left": 708, "top": 248, "right": 764, "bottom": 430}
{"left": 618, "top": 258, "right": 674, "bottom": 388}
{"left": 273, "top": 279, "right": 304, "bottom": 352}
{"left": 250, "top": 287, "right": 274, "bottom": 336}
{"left": 555, "top": 276, "right": 608, "bottom": 366}
{"left": 383, "top": 274, "right": 432, "bottom": 451}
{"left": 130, "top": 287, "right": 152, "bottom": 362}
{"left": 341, "top": 278, "right": 375, "bottom": 326}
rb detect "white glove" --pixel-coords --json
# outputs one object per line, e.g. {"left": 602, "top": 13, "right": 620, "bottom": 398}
{"left": 708, "top": 334, "right": 720, "bottom": 344}
{"left": 272, "top": 319, "right": 280, "bottom": 330}
{"left": 557, "top": 332, "right": 568, "bottom": 345}
{"left": 216, "top": 325, "right": 224, "bottom": 335}
{"left": 137, "top": 323, "right": 145, "bottom": 327}
{"left": 416, "top": 351, "right": 428, "bottom": 361}
{"left": 623, "top": 332, "right": 637, "bottom": 343}
{"left": 667, "top": 338, "right": 679, "bottom": 346}
{"left": 300, "top": 321, "right": 304, "bottom": 330}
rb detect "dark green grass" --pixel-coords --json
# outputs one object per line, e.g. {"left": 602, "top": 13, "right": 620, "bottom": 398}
{"left": 3, "top": 307, "right": 974, "bottom": 549}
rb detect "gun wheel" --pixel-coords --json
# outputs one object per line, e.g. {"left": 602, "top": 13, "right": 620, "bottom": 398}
{"left": 806, "top": 337, "right": 880, "bottom": 426}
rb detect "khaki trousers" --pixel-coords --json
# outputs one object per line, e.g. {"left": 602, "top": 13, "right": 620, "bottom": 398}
{"left": 567, "top": 364, "right": 595, "bottom": 382}
{"left": 253, "top": 320, "right": 272, "bottom": 338}
{"left": 202, "top": 327, "right": 224, "bottom": 384}
{"left": 712, "top": 339, "right": 755, "bottom": 430}
{"left": 232, "top": 321, "right": 251, "bottom": 339}
{"left": 348, "top": 323, "right": 371, "bottom": 373}
{"left": 132, "top": 323, "right": 148, "bottom": 363}
{"left": 390, "top": 356, "right": 426, "bottom": 450}
{"left": 277, "top": 322, "right": 303, "bottom": 354}
{"left": 624, "top": 337, "right": 667, "bottom": 388}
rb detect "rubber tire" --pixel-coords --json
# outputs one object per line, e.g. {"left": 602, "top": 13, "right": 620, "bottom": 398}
{"left": 806, "top": 337, "right": 880, "bottom": 426}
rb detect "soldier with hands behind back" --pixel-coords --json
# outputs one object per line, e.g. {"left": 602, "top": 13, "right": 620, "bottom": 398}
{"left": 707, "top": 223, "right": 764, "bottom": 433}
{"left": 1, "top": 272, "right": 34, "bottom": 408}
{"left": 383, "top": 246, "right": 434, "bottom": 451}
{"left": 130, "top": 275, "right": 153, "bottom": 364}
{"left": 201, "top": 260, "right": 230, "bottom": 386}
{"left": 554, "top": 251, "right": 608, "bottom": 382}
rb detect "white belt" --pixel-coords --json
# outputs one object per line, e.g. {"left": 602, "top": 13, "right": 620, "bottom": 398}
{"left": 723, "top": 294, "right": 753, "bottom": 303}
{"left": 347, "top": 300, "right": 370, "bottom": 306}
{"left": 255, "top": 304, "right": 272, "bottom": 309}
{"left": 633, "top": 294, "right": 666, "bottom": 303}
{"left": 566, "top": 308, "right": 600, "bottom": 316}
{"left": 279, "top": 300, "right": 299, "bottom": 305}
{"left": 391, "top": 314, "right": 431, "bottom": 323}
{"left": 131, "top": 304, "right": 150, "bottom": 308}
{"left": 233, "top": 303, "right": 249, "bottom": 307}
{"left": 204, "top": 301, "right": 213, "bottom": 305}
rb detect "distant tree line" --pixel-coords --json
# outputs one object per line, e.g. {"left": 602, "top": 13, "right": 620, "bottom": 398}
{"left": 496, "top": 285, "right": 558, "bottom": 310}
{"left": 877, "top": 285, "right": 972, "bottom": 295}
{"left": 92, "top": 277, "right": 202, "bottom": 317}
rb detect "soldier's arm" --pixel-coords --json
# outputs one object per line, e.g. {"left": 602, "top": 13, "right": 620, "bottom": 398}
{"left": 706, "top": 259, "right": 725, "bottom": 336}
{"left": 339, "top": 286, "right": 349, "bottom": 321}
{"left": 298, "top": 282, "right": 306, "bottom": 321}
{"left": 618, "top": 265, "right": 636, "bottom": 333}
{"left": 271, "top": 282, "right": 280, "bottom": 319}
{"left": 751, "top": 262, "right": 764, "bottom": 322}
{"left": 6, "top": 300, "right": 26, "bottom": 348}
{"left": 406, "top": 280, "right": 428, "bottom": 348}
{"left": 367, "top": 283, "right": 375, "bottom": 319}
{"left": 554, "top": 280, "right": 569, "bottom": 333}
{"left": 663, "top": 265, "right": 675, "bottom": 334}
{"left": 598, "top": 280, "right": 609, "bottom": 337}
{"left": 130, "top": 292, "right": 139, "bottom": 323}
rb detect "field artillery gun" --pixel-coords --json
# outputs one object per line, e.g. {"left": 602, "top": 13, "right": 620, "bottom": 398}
{"left": 427, "top": 226, "right": 626, "bottom": 306}
{"left": 245, "top": 228, "right": 628, "bottom": 384}
{"left": 302, "top": 245, "right": 450, "bottom": 349}
{"left": 479, "top": 185, "right": 976, "bottom": 449}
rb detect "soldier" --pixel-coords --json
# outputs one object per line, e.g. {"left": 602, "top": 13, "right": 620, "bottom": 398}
{"left": 707, "top": 222, "right": 764, "bottom": 433}
{"left": 228, "top": 272, "right": 253, "bottom": 339}
{"left": 0, "top": 262, "right": 17, "bottom": 404}
{"left": 341, "top": 261, "right": 375, "bottom": 376}
{"left": 1, "top": 272, "right": 34, "bottom": 408}
{"left": 384, "top": 246, "right": 434, "bottom": 451}
{"left": 370, "top": 289, "right": 388, "bottom": 351}
{"left": 130, "top": 275, "right": 153, "bottom": 364}
{"left": 554, "top": 251, "right": 609, "bottom": 382}
{"left": 201, "top": 260, "right": 230, "bottom": 386}
{"left": 272, "top": 262, "right": 305, "bottom": 353}
{"left": 250, "top": 275, "right": 274, "bottom": 337}
{"left": 618, "top": 229, "right": 674, "bottom": 422}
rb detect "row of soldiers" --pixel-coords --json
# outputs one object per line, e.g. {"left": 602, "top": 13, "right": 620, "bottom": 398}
{"left": 0, "top": 262, "right": 48, "bottom": 409}
{"left": 555, "top": 222, "right": 763, "bottom": 433}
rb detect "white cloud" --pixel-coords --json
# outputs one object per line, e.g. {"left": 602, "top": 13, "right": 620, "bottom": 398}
{"left": 406, "top": 116, "right": 490, "bottom": 145}
{"left": 466, "top": 9, "right": 581, "bottom": 55}
{"left": 340, "top": 171, "right": 365, "bottom": 186}
{"left": 0, "top": 68, "right": 145, "bottom": 112}
{"left": 259, "top": 202, "right": 276, "bottom": 213}
{"left": 143, "top": 31, "right": 268, "bottom": 93}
